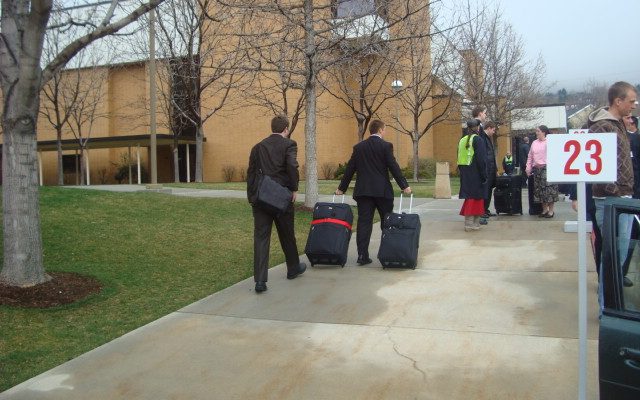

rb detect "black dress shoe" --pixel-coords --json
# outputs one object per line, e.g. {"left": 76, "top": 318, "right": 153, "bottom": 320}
{"left": 624, "top": 276, "right": 634, "bottom": 287}
{"left": 486, "top": 212, "right": 497, "bottom": 217}
{"left": 287, "top": 262, "right": 307, "bottom": 280}
{"left": 357, "top": 256, "right": 373, "bottom": 265}
{"left": 544, "top": 212, "right": 554, "bottom": 218}
{"left": 255, "top": 282, "right": 267, "bottom": 293}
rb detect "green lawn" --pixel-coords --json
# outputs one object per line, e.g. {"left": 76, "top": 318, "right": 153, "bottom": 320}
{"left": 0, "top": 188, "right": 318, "bottom": 391}
{"left": 167, "top": 178, "right": 461, "bottom": 198}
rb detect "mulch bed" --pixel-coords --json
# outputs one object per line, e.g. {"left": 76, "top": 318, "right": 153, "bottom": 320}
{"left": 0, "top": 271, "right": 102, "bottom": 308}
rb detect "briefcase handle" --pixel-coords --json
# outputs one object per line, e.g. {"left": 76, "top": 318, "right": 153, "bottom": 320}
{"left": 332, "top": 194, "right": 346, "bottom": 204}
{"left": 398, "top": 193, "right": 414, "bottom": 213}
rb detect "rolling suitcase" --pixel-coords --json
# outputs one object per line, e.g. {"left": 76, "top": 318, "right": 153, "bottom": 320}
{"left": 377, "top": 194, "right": 421, "bottom": 269}
{"left": 494, "top": 175, "right": 522, "bottom": 215}
{"left": 305, "top": 195, "right": 353, "bottom": 267}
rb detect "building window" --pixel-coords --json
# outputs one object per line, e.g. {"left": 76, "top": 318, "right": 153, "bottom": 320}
{"left": 332, "top": 0, "right": 387, "bottom": 19}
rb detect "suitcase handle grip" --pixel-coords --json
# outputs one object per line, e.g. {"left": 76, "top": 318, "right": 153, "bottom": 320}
{"left": 398, "top": 193, "right": 414, "bottom": 213}
{"left": 332, "top": 194, "right": 346, "bottom": 204}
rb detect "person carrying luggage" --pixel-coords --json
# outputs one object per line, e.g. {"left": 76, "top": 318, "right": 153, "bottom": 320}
{"left": 457, "top": 119, "right": 488, "bottom": 231}
{"left": 335, "top": 119, "right": 411, "bottom": 265}
{"left": 246, "top": 115, "right": 306, "bottom": 293}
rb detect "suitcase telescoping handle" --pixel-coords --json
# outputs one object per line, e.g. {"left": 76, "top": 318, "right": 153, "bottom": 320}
{"left": 332, "top": 194, "right": 346, "bottom": 204}
{"left": 398, "top": 193, "right": 414, "bottom": 213}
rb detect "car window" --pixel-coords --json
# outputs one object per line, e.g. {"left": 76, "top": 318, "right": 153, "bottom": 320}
{"left": 618, "top": 212, "right": 640, "bottom": 312}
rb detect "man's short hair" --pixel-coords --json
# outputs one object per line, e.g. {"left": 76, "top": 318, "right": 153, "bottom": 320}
{"left": 608, "top": 81, "right": 637, "bottom": 106}
{"left": 471, "top": 105, "right": 486, "bottom": 118}
{"left": 631, "top": 116, "right": 639, "bottom": 127}
{"left": 271, "top": 115, "right": 290, "bottom": 133}
{"left": 484, "top": 121, "right": 497, "bottom": 130}
{"left": 369, "top": 119, "right": 385, "bottom": 135}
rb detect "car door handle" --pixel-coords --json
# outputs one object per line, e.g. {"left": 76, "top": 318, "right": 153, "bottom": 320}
{"left": 620, "top": 347, "right": 640, "bottom": 370}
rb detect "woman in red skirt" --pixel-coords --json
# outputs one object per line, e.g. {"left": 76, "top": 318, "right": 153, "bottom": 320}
{"left": 457, "top": 119, "right": 488, "bottom": 231}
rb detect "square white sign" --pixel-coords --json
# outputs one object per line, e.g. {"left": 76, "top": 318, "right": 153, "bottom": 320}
{"left": 546, "top": 133, "right": 617, "bottom": 183}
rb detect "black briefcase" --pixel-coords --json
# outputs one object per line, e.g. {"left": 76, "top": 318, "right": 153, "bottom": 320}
{"left": 255, "top": 173, "right": 292, "bottom": 214}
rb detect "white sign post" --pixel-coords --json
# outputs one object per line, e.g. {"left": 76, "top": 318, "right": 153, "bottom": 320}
{"left": 547, "top": 133, "right": 617, "bottom": 400}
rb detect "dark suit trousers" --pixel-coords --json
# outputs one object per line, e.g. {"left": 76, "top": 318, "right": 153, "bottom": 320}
{"left": 252, "top": 203, "right": 300, "bottom": 282}
{"left": 355, "top": 196, "right": 394, "bottom": 258}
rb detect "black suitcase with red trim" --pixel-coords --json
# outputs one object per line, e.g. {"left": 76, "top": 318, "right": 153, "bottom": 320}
{"left": 305, "top": 199, "right": 353, "bottom": 267}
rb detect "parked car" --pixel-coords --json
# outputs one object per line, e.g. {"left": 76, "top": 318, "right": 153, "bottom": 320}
{"left": 600, "top": 198, "right": 640, "bottom": 399}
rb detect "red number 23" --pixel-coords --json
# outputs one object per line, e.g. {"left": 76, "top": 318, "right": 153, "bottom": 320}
{"left": 564, "top": 139, "right": 603, "bottom": 175}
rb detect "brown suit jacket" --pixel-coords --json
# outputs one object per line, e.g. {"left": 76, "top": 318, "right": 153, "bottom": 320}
{"left": 247, "top": 134, "right": 299, "bottom": 204}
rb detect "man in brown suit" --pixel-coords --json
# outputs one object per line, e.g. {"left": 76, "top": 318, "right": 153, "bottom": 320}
{"left": 247, "top": 115, "right": 306, "bottom": 293}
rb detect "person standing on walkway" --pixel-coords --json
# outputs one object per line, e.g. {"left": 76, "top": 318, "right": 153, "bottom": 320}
{"left": 336, "top": 119, "right": 411, "bottom": 265}
{"left": 247, "top": 115, "right": 306, "bottom": 293}
{"left": 526, "top": 125, "right": 559, "bottom": 218}
{"left": 480, "top": 120, "right": 498, "bottom": 221}
{"left": 589, "top": 82, "right": 637, "bottom": 291}
{"left": 518, "top": 136, "right": 530, "bottom": 187}
{"left": 458, "top": 119, "right": 488, "bottom": 231}
{"left": 502, "top": 151, "right": 514, "bottom": 175}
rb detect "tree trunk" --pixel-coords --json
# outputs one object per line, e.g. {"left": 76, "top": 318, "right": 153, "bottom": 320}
{"left": 195, "top": 124, "right": 203, "bottom": 182}
{"left": 79, "top": 148, "right": 86, "bottom": 186}
{"left": 0, "top": 112, "right": 48, "bottom": 286}
{"left": 303, "top": 0, "right": 318, "bottom": 208}
{"left": 56, "top": 129, "right": 64, "bottom": 185}
{"left": 412, "top": 132, "right": 419, "bottom": 182}
{"left": 357, "top": 120, "right": 365, "bottom": 142}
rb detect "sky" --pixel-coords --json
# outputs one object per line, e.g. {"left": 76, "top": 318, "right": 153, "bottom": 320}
{"left": 496, "top": 0, "right": 640, "bottom": 93}
{"left": 436, "top": 0, "right": 640, "bottom": 93}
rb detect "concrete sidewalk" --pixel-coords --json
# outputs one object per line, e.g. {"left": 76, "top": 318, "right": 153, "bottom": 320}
{"left": 1, "top": 190, "right": 600, "bottom": 399}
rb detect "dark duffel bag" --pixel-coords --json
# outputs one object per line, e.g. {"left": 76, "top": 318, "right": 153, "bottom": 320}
{"left": 378, "top": 194, "right": 421, "bottom": 269}
{"left": 305, "top": 196, "right": 353, "bottom": 267}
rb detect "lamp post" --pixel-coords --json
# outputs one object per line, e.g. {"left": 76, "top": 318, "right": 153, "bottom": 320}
{"left": 391, "top": 79, "right": 403, "bottom": 158}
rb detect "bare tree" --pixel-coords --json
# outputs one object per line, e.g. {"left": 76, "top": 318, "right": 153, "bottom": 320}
{"left": 218, "top": 0, "right": 431, "bottom": 207}
{"left": 0, "top": 0, "right": 166, "bottom": 287}
{"left": 452, "top": 1, "right": 547, "bottom": 129}
{"left": 150, "top": 0, "right": 251, "bottom": 182}
{"left": 390, "top": 3, "right": 463, "bottom": 181}
{"left": 240, "top": 32, "right": 308, "bottom": 136}
{"left": 581, "top": 78, "right": 608, "bottom": 109}
{"left": 66, "top": 61, "right": 109, "bottom": 185}
{"left": 322, "top": 49, "right": 400, "bottom": 142}
{"left": 40, "top": 11, "right": 81, "bottom": 186}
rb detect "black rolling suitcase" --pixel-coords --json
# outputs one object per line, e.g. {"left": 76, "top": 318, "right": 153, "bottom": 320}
{"left": 494, "top": 175, "right": 522, "bottom": 215}
{"left": 378, "top": 194, "right": 421, "bottom": 269}
{"left": 527, "top": 174, "right": 543, "bottom": 215}
{"left": 305, "top": 195, "right": 353, "bottom": 267}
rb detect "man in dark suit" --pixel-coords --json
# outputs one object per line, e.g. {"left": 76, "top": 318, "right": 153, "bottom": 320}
{"left": 335, "top": 119, "right": 411, "bottom": 265}
{"left": 247, "top": 115, "right": 306, "bottom": 293}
